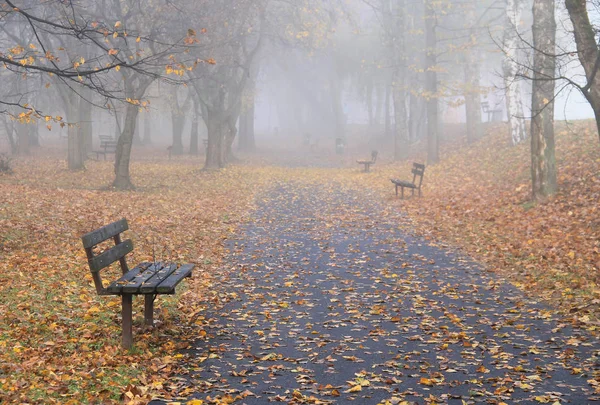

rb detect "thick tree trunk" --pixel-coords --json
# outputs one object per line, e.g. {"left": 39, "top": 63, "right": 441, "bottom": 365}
{"left": 1, "top": 117, "right": 16, "bottom": 154}
{"left": 113, "top": 102, "right": 139, "bottom": 189}
{"left": 16, "top": 122, "right": 29, "bottom": 156}
{"left": 464, "top": 5, "right": 482, "bottom": 144}
{"left": 67, "top": 97, "right": 84, "bottom": 170}
{"left": 143, "top": 112, "right": 152, "bottom": 145}
{"left": 204, "top": 110, "right": 224, "bottom": 170}
{"left": 425, "top": 0, "right": 439, "bottom": 164}
{"left": 190, "top": 110, "right": 199, "bottom": 156}
{"left": 503, "top": 0, "right": 527, "bottom": 145}
{"left": 79, "top": 87, "right": 93, "bottom": 155}
{"left": 531, "top": 0, "right": 557, "bottom": 201}
{"left": 565, "top": 0, "right": 600, "bottom": 141}
{"left": 112, "top": 75, "right": 152, "bottom": 189}
{"left": 171, "top": 111, "right": 185, "bottom": 155}
{"left": 238, "top": 94, "right": 256, "bottom": 152}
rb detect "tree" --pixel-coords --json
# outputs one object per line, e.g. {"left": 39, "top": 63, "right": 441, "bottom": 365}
{"left": 425, "top": 0, "right": 439, "bottom": 164}
{"left": 565, "top": 0, "right": 600, "bottom": 140}
{"left": 530, "top": 0, "right": 557, "bottom": 201}
{"left": 503, "top": 0, "right": 528, "bottom": 145}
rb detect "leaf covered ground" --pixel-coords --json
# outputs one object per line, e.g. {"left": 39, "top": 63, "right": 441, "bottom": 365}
{"left": 0, "top": 158, "right": 270, "bottom": 404}
{"left": 374, "top": 121, "right": 600, "bottom": 324}
{"left": 2, "top": 121, "right": 600, "bottom": 404}
{"left": 151, "top": 180, "right": 599, "bottom": 405}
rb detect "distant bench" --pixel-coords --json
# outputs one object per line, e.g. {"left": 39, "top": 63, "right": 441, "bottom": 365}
{"left": 357, "top": 150, "right": 378, "bottom": 172}
{"left": 81, "top": 218, "right": 194, "bottom": 349}
{"left": 93, "top": 135, "right": 117, "bottom": 160}
{"left": 391, "top": 162, "right": 425, "bottom": 198}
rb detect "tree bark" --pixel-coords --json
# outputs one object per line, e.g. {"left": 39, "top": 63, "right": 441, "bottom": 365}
{"left": 464, "top": 5, "right": 482, "bottom": 144}
{"left": 531, "top": 0, "right": 557, "bottom": 201}
{"left": 143, "top": 112, "right": 152, "bottom": 145}
{"left": 16, "top": 122, "right": 29, "bottom": 156}
{"left": 67, "top": 96, "right": 84, "bottom": 170}
{"left": 113, "top": 102, "right": 139, "bottom": 189}
{"left": 79, "top": 87, "right": 93, "bottom": 155}
{"left": 238, "top": 91, "right": 256, "bottom": 152}
{"left": 204, "top": 109, "right": 225, "bottom": 170}
{"left": 565, "top": 0, "right": 600, "bottom": 140}
{"left": 425, "top": 0, "right": 439, "bottom": 164}
{"left": 112, "top": 74, "right": 152, "bottom": 189}
{"left": 171, "top": 111, "right": 185, "bottom": 155}
{"left": 190, "top": 109, "right": 199, "bottom": 156}
{"left": 503, "top": 0, "right": 527, "bottom": 145}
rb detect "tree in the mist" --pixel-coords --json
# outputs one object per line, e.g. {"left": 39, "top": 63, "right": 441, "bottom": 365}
{"left": 95, "top": 1, "right": 197, "bottom": 189}
{"left": 462, "top": 1, "right": 484, "bottom": 144}
{"left": 425, "top": 0, "right": 439, "bottom": 164}
{"left": 184, "top": 0, "right": 266, "bottom": 169}
{"left": 565, "top": 0, "right": 600, "bottom": 140}
{"left": 503, "top": 0, "right": 528, "bottom": 145}
{"left": 0, "top": 0, "right": 192, "bottom": 176}
{"left": 530, "top": 0, "right": 557, "bottom": 201}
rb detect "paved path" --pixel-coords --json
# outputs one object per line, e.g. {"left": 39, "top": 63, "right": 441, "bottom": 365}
{"left": 155, "top": 183, "right": 599, "bottom": 404}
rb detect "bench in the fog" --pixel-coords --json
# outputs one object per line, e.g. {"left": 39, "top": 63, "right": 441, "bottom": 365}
{"left": 94, "top": 135, "right": 117, "bottom": 160}
{"left": 391, "top": 162, "right": 425, "bottom": 198}
{"left": 357, "top": 150, "right": 378, "bottom": 172}
{"left": 81, "top": 218, "right": 194, "bottom": 349}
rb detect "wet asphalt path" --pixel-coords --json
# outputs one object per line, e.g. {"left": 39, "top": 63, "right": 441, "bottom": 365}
{"left": 153, "top": 182, "right": 599, "bottom": 404}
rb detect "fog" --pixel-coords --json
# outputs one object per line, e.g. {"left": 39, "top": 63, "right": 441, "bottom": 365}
{"left": 0, "top": 0, "right": 596, "bottom": 172}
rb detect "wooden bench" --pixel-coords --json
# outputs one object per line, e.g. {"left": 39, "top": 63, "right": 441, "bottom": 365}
{"left": 357, "top": 150, "right": 378, "bottom": 172}
{"left": 94, "top": 135, "right": 118, "bottom": 160}
{"left": 81, "top": 218, "right": 194, "bottom": 349}
{"left": 391, "top": 162, "right": 425, "bottom": 198}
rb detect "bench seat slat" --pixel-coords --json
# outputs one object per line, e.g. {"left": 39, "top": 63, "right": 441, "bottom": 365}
{"left": 105, "top": 262, "right": 153, "bottom": 294}
{"left": 132, "top": 263, "right": 178, "bottom": 293}
{"left": 391, "top": 179, "right": 417, "bottom": 188}
{"left": 82, "top": 219, "right": 128, "bottom": 248}
{"left": 88, "top": 239, "right": 133, "bottom": 272}
{"left": 155, "top": 264, "right": 194, "bottom": 293}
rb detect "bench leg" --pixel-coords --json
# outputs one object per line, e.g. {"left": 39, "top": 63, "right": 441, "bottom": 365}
{"left": 122, "top": 294, "right": 133, "bottom": 349}
{"left": 395, "top": 185, "right": 398, "bottom": 197}
{"left": 401, "top": 187, "right": 405, "bottom": 199}
{"left": 144, "top": 294, "right": 155, "bottom": 326}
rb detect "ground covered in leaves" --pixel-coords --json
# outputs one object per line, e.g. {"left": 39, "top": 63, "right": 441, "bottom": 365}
{"left": 374, "top": 121, "right": 600, "bottom": 324}
{"left": 0, "top": 157, "right": 270, "bottom": 404}
{"left": 152, "top": 181, "right": 599, "bottom": 405}
{"left": 2, "top": 121, "right": 600, "bottom": 404}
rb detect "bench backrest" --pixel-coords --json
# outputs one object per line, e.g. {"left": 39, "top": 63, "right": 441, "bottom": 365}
{"left": 371, "top": 150, "right": 378, "bottom": 163}
{"left": 81, "top": 219, "right": 132, "bottom": 295}
{"left": 411, "top": 163, "right": 425, "bottom": 187}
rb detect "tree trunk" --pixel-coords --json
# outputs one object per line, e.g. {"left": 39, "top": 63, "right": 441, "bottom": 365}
{"left": 531, "top": 0, "right": 557, "bottom": 201}
{"left": 464, "top": 5, "right": 482, "bottom": 144}
{"left": 16, "top": 122, "right": 29, "bottom": 156}
{"left": 79, "top": 87, "right": 93, "bottom": 155}
{"left": 171, "top": 111, "right": 185, "bottom": 155}
{"left": 113, "top": 102, "right": 139, "bottom": 189}
{"left": 425, "top": 0, "right": 439, "bottom": 164}
{"left": 67, "top": 97, "right": 84, "bottom": 170}
{"left": 190, "top": 110, "right": 199, "bottom": 156}
{"left": 112, "top": 75, "right": 152, "bottom": 189}
{"left": 385, "top": 83, "right": 391, "bottom": 139}
{"left": 375, "top": 85, "right": 383, "bottom": 127}
{"left": 143, "top": 112, "right": 152, "bottom": 145}
{"left": 503, "top": 0, "right": 527, "bottom": 145}
{"left": 392, "top": 0, "right": 407, "bottom": 160}
{"left": 1, "top": 117, "right": 16, "bottom": 154}
{"left": 366, "top": 82, "right": 374, "bottom": 129}
{"left": 238, "top": 93, "right": 256, "bottom": 152}
{"left": 565, "top": 0, "right": 600, "bottom": 140}
{"left": 204, "top": 110, "right": 224, "bottom": 170}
